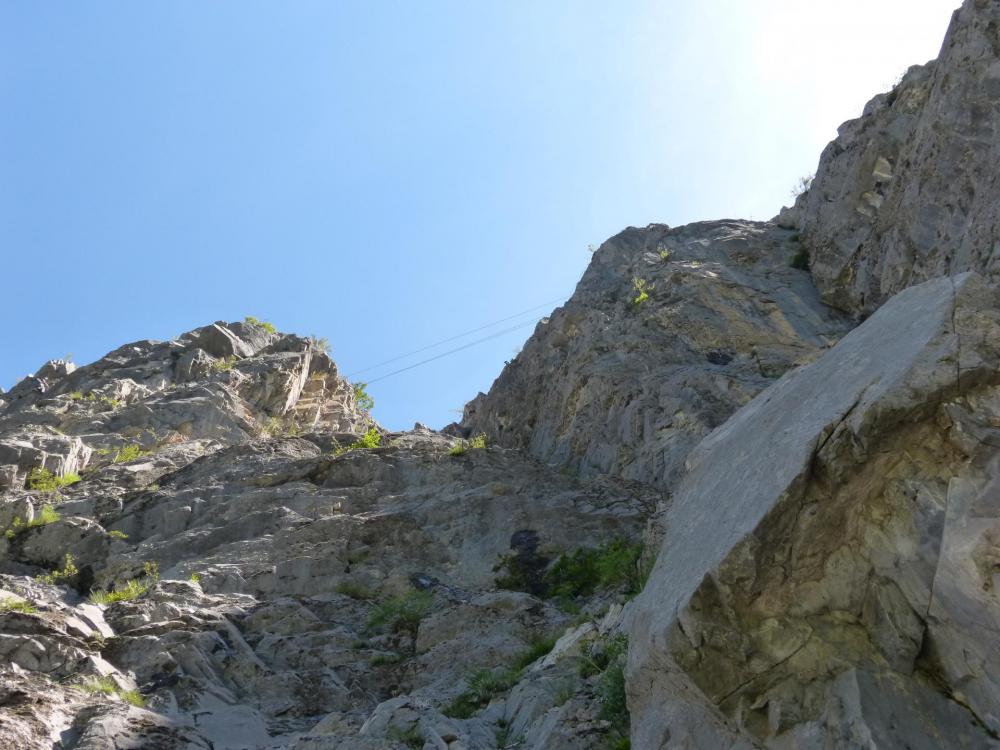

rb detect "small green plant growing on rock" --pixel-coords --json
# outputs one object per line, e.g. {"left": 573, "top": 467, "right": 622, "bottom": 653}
{"left": 89, "top": 562, "right": 159, "bottom": 606}
{"left": 575, "top": 632, "right": 630, "bottom": 748}
{"left": 209, "top": 355, "right": 238, "bottom": 372}
{"left": 353, "top": 381, "right": 375, "bottom": 412}
{"left": 309, "top": 335, "right": 331, "bottom": 354}
{"left": 631, "top": 277, "right": 653, "bottom": 306}
{"left": 85, "top": 392, "right": 122, "bottom": 410}
{"left": 385, "top": 726, "right": 423, "bottom": 749}
{"left": 107, "top": 530, "right": 129, "bottom": 540}
{"left": 495, "top": 538, "right": 645, "bottom": 606}
{"left": 34, "top": 504, "right": 60, "bottom": 525}
{"left": 790, "top": 245, "right": 810, "bottom": 271}
{"left": 189, "top": 572, "right": 201, "bottom": 584}
{"left": 334, "top": 427, "right": 382, "bottom": 455}
{"left": 79, "top": 676, "right": 146, "bottom": 707}
{"left": 511, "top": 633, "right": 558, "bottom": 671}
{"left": 366, "top": 590, "right": 433, "bottom": 637}
{"left": 546, "top": 538, "right": 645, "bottom": 603}
{"left": 791, "top": 173, "right": 814, "bottom": 199}
{"left": 244, "top": 315, "right": 277, "bottom": 334}
{"left": 444, "top": 667, "right": 521, "bottom": 719}
{"left": 262, "top": 416, "right": 300, "bottom": 437}
{"left": 444, "top": 635, "right": 557, "bottom": 719}
{"left": 0, "top": 598, "right": 37, "bottom": 614}
{"left": 657, "top": 245, "right": 671, "bottom": 261}
{"left": 68, "top": 391, "right": 84, "bottom": 401}
{"left": 449, "top": 433, "right": 487, "bottom": 457}
{"left": 370, "top": 652, "right": 405, "bottom": 666}
{"left": 112, "top": 444, "right": 149, "bottom": 464}
{"left": 36, "top": 553, "right": 79, "bottom": 585}
{"left": 335, "top": 581, "right": 374, "bottom": 600}
{"left": 5, "top": 505, "right": 61, "bottom": 539}
{"left": 27, "top": 468, "right": 80, "bottom": 492}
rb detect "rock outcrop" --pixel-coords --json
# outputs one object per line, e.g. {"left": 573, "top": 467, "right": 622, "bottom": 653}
{"left": 463, "top": 221, "right": 851, "bottom": 489}
{"left": 791, "top": 0, "right": 1000, "bottom": 316}
{"left": 0, "top": 321, "right": 657, "bottom": 749}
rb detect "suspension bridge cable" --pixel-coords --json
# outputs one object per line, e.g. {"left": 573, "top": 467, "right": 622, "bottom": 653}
{"left": 345, "top": 295, "right": 566, "bottom": 379}
{"left": 363, "top": 317, "right": 544, "bottom": 385}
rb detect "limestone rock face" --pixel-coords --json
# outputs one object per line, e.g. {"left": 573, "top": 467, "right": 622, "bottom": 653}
{"left": 0, "top": 320, "right": 369, "bottom": 491}
{"left": 797, "top": 0, "right": 1000, "bottom": 315}
{"left": 627, "top": 273, "right": 1000, "bottom": 747}
{"left": 464, "top": 220, "right": 851, "bottom": 488}
{"left": 0, "top": 321, "right": 652, "bottom": 750}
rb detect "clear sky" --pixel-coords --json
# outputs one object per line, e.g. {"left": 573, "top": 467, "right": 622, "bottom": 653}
{"left": 1, "top": 1, "right": 959, "bottom": 430}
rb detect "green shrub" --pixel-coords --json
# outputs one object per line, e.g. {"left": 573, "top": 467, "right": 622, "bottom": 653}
{"left": 367, "top": 591, "right": 433, "bottom": 636}
{"left": 26, "top": 468, "right": 80, "bottom": 492}
{"left": 790, "top": 246, "right": 810, "bottom": 270}
{"left": 79, "top": 676, "right": 146, "bottom": 707}
{"left": 244, "top": 315, "right": 277, "bottom": 334}
{"left": 595, "top": 637, "right": 630, "bottom": 745}
{"left": 112, "top": 444, "right": 148, "bottom": 464}
{"left": 495, "top": 538, "right": 644, "bottom": 603}
{"left": 334, "top": 427, "right": 382, "bottom": 455}
{"left": 657, "top": 246, "right": 671, "bottom": 261}
{"left": 209, "top": 355, "right": 238, "bottom": 372}
{"left": 512, "top": 633, "right": 558, "bottom": 671}
{"left": 371, "top": 652, "right": 405, "bottom": 666}
{"left": 385, "top": 727, "right": 423, "bottom": 749}
{"left": 449, "top": 433, "right": 487, "bottom": 457}
{"left": 353, "top": 382, "right": 375, "bottom": 412}
{"left": 68, "top": 391, "right": 84, "bottom": 401}
{"left": 262, "top": 416, "right": 300, "bottom": 437}
{"left": 85, "top": 392, "right": 121, "bottom": 410}
{"left": 547, "top": 539, "right": 644, "bottom": 602}
{"left": 791, "top": 173, "right": 814, "bottom": 199}
{"left": 310, "top": 335, "right": 331, "bottom": 354}
{"left": 336, "top": 581, "right": 374, "bottom": 600}
{"left": 444, "top": 667, "right": 521, "bottom": 718}
{"left": 631, "top": 277, "right": 653, "bottom": 306}
{"left": 36, "top": 553, "right": 78, "bottom": 585}
{"left": 89, "top": 562, "right": 159, "bottom": 605}
{"left": 0, "top": 598, "right": 37, "bottom": 614}
{"left": 189, "top": 572, "right": 201, "bottom": 584}
{"left": 108, "top": 530, "right": 129, "bottom": 540}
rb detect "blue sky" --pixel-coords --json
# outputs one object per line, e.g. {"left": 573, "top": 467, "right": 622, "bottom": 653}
{"left": 1, "top": 1, "right": 958, "bottom": 429}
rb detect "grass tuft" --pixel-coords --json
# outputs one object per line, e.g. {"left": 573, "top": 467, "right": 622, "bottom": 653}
{"left": 366, "top": 590, "right": 433, "bottom": 636}
{"left": 79, "top": 676, "right": 147, "bottom": 707}
{"left": 89, "top": 562, "right": 159, "bottom": 606}
{"left": 449, "top": 433, "right": 487, "bottom": 457}
{"left": 244, "top": 315, "right": 277, "bottom": 334}
{"left": 333, "top": 427, "right": 382, "bottom": 455}
{"left": 26, "top": 468, "right": 80, "bottom": 492}
{"left": 0, "top": 598, "right": 37, "bottom": 614}
{"left": 36, "top": 553, "right": 78, "bottom": 585}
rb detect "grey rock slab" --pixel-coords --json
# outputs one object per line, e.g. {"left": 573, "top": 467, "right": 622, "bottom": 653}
{"left": 627, "top": 273, "right": 1000, "bottom": 746}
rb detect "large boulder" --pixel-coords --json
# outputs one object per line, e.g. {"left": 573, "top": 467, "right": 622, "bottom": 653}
{"left": 627, "top": 273, "right": 1000, "bottom": 747}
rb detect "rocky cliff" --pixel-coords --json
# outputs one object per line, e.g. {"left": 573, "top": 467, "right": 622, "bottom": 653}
{"left": 5, "top": 1, "right": 1000, "bottom": 748}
